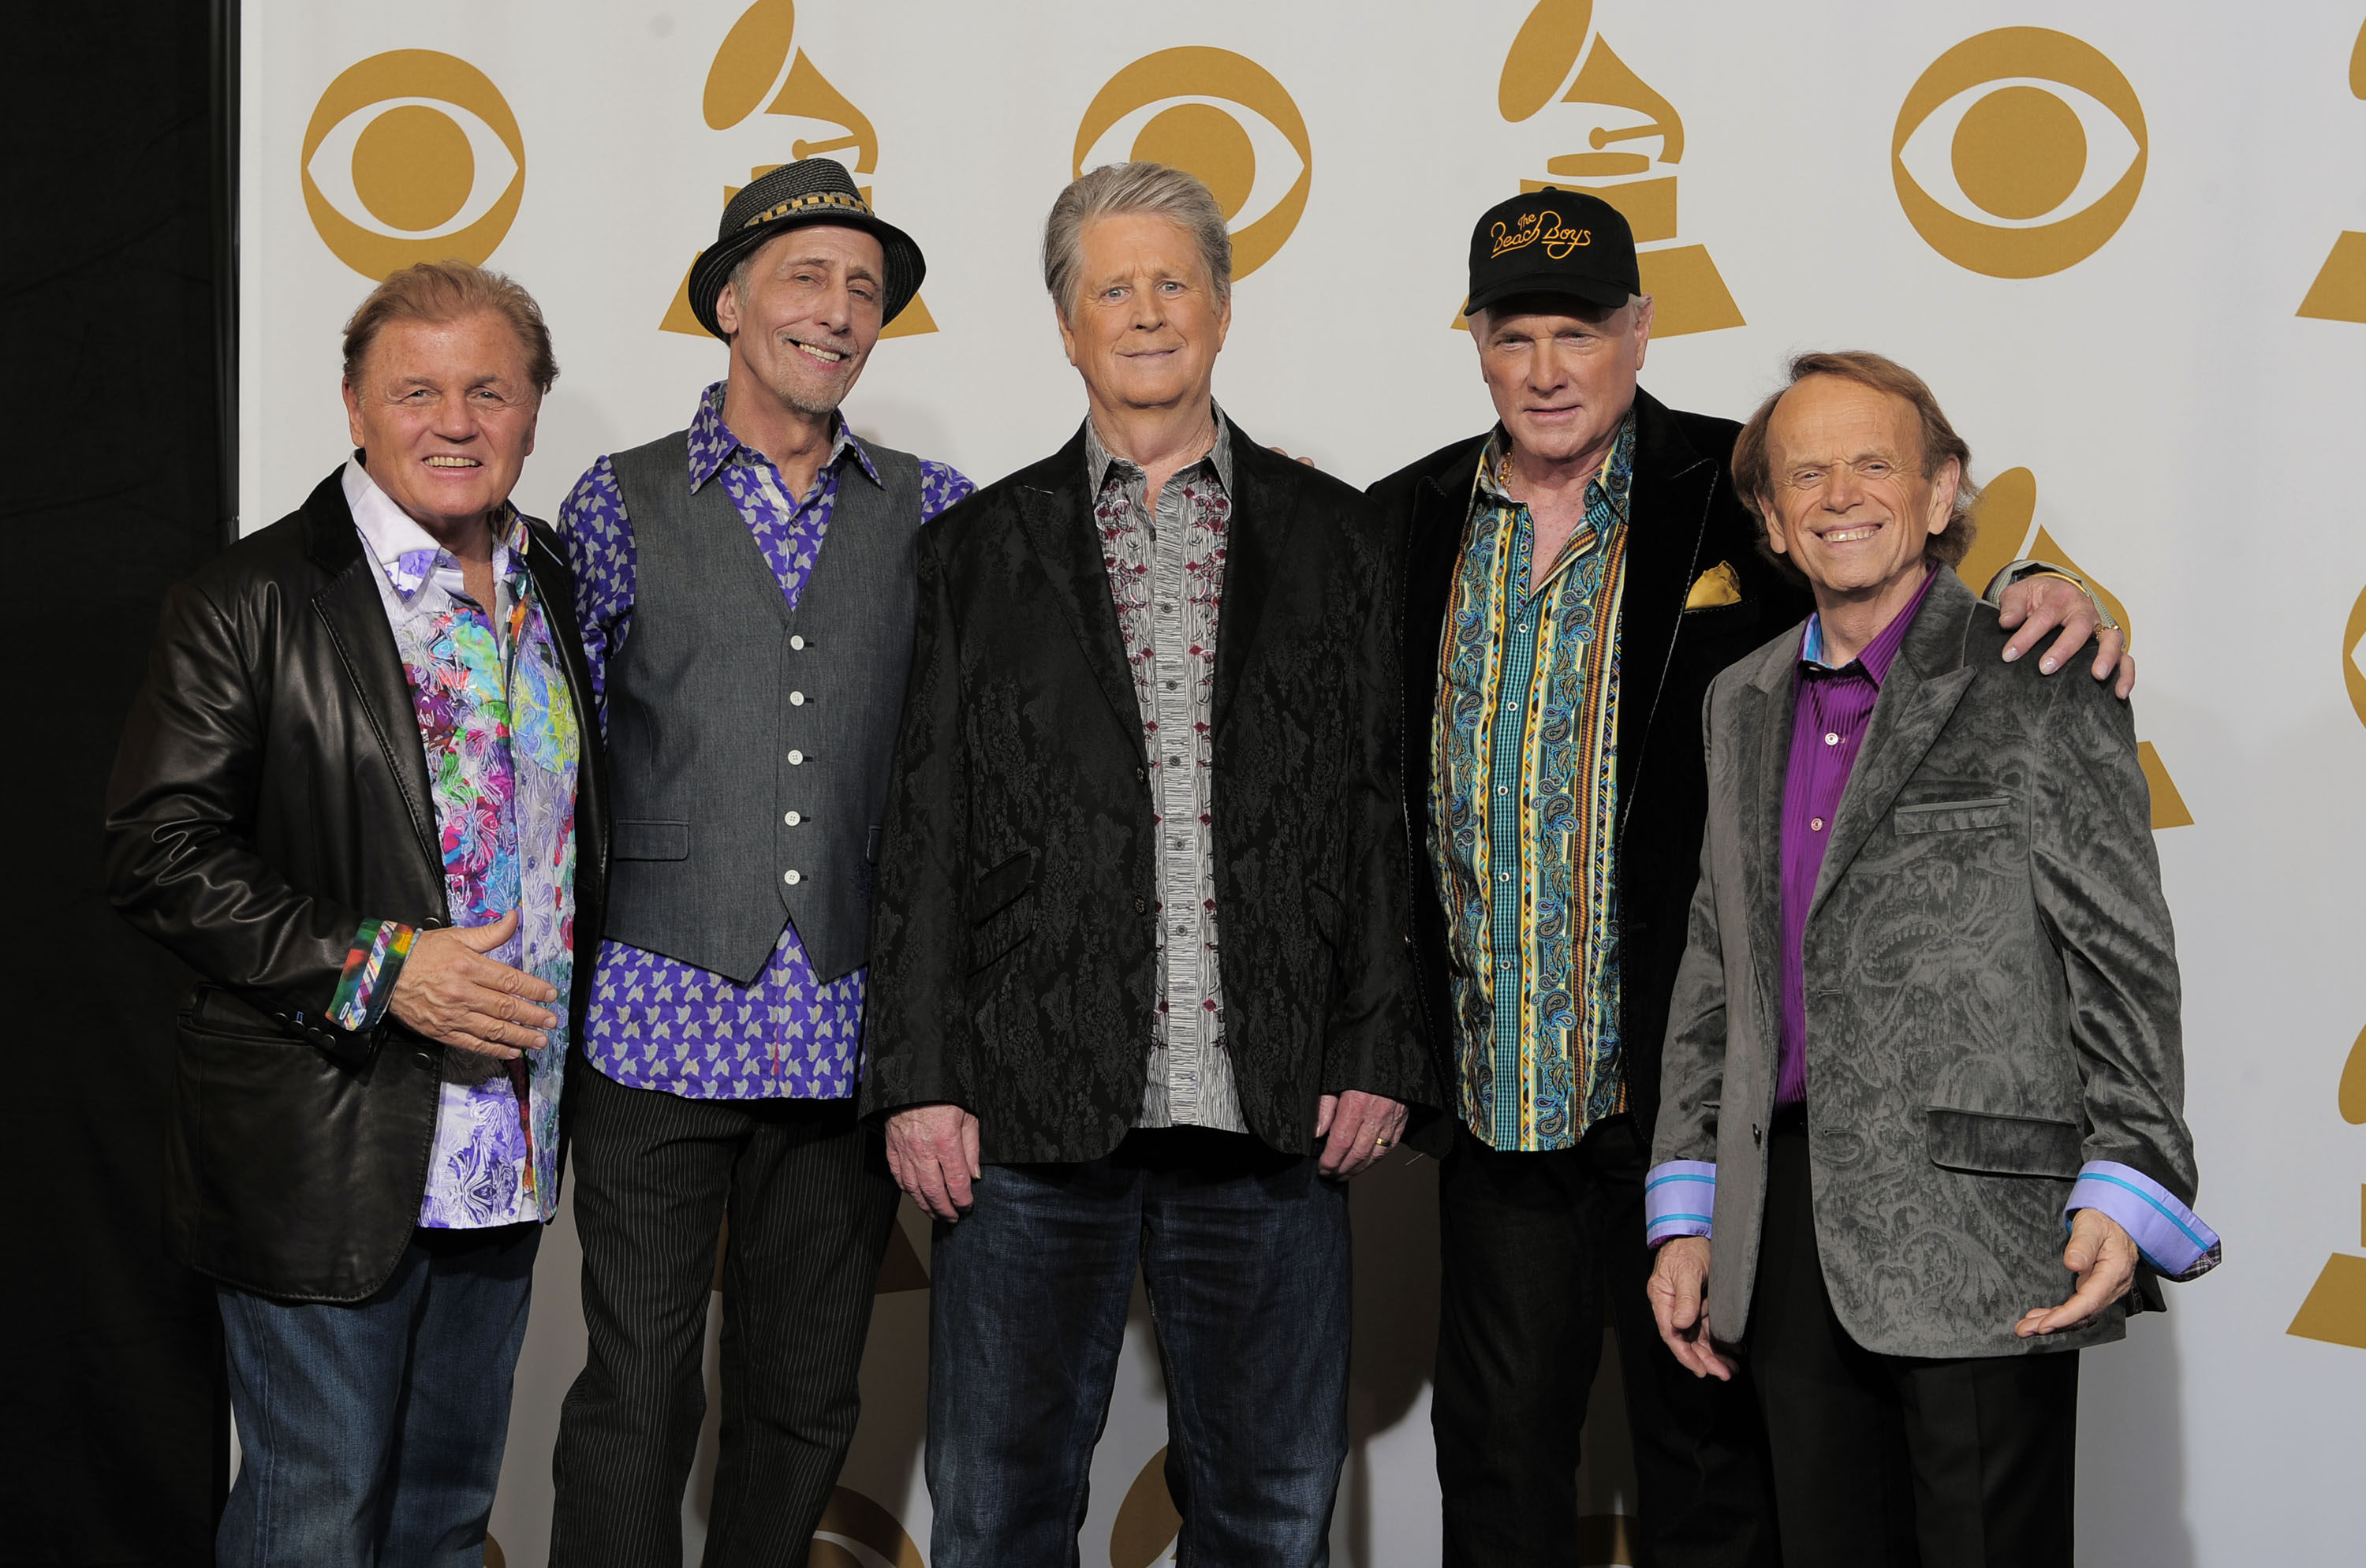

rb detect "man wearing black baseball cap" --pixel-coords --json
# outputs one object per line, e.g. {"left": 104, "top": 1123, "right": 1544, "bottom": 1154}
{"left": 547, "top": 156, "right": 972, "bottom": 1564}
{"left": 1368, "top": 189, "right": 2132, "bottom": 1567}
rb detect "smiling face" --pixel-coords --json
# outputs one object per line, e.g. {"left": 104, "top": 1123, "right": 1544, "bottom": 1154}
{"left": 341, "top": 309, "right": 540, "bottom": 537}
{"left": 1474, "top": 294, "right": 1651, "bottom": 472}
{"left": 715, "top": 224, "right": 886, "bottom": 416}
{"left": 1057, "top": 211, "right": 1230, "bottom": 420}
{"left": 1758, "top": 374, "right": 1959, "bottom": 603}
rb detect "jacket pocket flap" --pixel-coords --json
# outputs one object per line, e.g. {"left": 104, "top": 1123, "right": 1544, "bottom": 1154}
{"left": 1926, "top": 1106, "right": 2082, "bottom": 1178}
{"left": 1894, "top": 796, "right": 2011, "bottom": 834}
{"left": 970, "top": 851, "right": 1037, "bottom": 924}
{"left": 614, "top": 819, "right": 690, "bottom": 861}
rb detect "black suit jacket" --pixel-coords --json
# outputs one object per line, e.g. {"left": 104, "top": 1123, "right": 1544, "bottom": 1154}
{"left": 1369, "top": 389, "right": 1812, "bottom": 1152}
{"left": 862, "top": 422, "right": 1433, "bottom": 1163}
{"left": 103, "top": 469, "right": 610, "bottom": 1302}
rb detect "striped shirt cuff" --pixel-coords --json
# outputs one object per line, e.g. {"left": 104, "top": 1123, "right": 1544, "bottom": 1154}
{"left": 2066, "top": 1161, "right": 2222, "bottom": 1282}
{"left": 1645, "top": 1160, "right": 1717, "bottom": 1246}
{"left": 328, "top": 918, "right": 417, "bottom": 1032}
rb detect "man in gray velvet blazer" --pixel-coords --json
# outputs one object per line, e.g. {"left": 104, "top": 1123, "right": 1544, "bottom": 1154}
{"left": 1644, "top": 352, "right": 2218, "bottom": 1567}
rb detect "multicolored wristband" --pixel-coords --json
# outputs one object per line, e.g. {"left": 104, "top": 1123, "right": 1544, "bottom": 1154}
{"left": 328, "top": 918, "right": 417, "bottom": 1032}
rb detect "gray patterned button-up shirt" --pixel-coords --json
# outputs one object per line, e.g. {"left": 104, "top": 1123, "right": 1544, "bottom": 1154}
{"left": 1087, "top": 409, "right": 1246, "bottom": 1133}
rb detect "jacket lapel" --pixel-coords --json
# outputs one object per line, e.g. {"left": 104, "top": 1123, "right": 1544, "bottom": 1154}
{"left": 1013, "top": 425, "right": 1143, "bottom": 745}
{"left": 302, "top": 469, "right": 444, "bottom": 886}
{"left": 1614, "top": 390, "right": 1718, "bottom": 841}
{"left": 1212, "top": 427, "right": 1297, "bottom": 733}
{"left": 1811, "top": 572, "right": 1980, "bottom": 915}
{"left": 1741, "top": 635, "right": 1797, "bottom": 1052}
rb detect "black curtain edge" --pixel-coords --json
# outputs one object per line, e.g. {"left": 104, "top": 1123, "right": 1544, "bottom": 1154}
{"left": 212, "top": 0, "right": 239, "bottom": 547}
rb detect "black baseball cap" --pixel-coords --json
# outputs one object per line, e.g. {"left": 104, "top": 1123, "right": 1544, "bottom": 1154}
{"left": 1465, "top": 188, "right": 1639, "bottom": 318}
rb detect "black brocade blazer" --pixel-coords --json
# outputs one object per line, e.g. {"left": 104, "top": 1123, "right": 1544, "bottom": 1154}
{"left": 103, "top": 469, "right": 610, "bottom": 1302}
{"left": 862, "top": 422, "right": 1435, "bottom": 1163}
{"left": 1369, "top": 389, "right": 1814, "bottom": 1154}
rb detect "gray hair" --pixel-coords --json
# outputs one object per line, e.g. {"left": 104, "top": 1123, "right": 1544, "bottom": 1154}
{"left": 1043, "top": 162, "right": 1233, "bottom": 323}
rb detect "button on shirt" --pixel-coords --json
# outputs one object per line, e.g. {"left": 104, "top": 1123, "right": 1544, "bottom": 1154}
{"left": 558, "top": 383, "right": 972, "bottom": 1099}
{"left": 1087, "top": 411, "right": 1245, "bottom": 1133}
{"left": 340, "top": 460, "right": 580, "bottom": 1228}
{"left": 1431, "top": 417, "right": 1633, "bottom": 1152}
{"left": 1776, "top": 566, "right": 1937, "bottom": 1108}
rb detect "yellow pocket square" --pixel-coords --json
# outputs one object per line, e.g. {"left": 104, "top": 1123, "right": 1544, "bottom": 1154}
{"left": 1685, "top": 560, "right": 1743, "bottom": 610}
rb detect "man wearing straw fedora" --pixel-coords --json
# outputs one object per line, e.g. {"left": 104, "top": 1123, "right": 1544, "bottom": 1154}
{"left": 547, "top": 156, "right": 972, "bottom": 1565}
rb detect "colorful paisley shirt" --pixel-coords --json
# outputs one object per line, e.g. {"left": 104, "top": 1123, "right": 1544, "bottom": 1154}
{"left": 333, "top": 459, "right": 580, "bottom": 1228}
{"left": 555, "top": 383, "right": 972, "bottom": 1099}
{"left": 1431, "top": 416, "right": 1633, "bottom": 1152}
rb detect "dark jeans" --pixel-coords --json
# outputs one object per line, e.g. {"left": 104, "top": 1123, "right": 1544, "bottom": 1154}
{"left": 927, "top": 1128, "right": 1350, "bottom": 1568}
{"left": 1435, "top": 1117, "right": 1778, "bottom": 1568}
{"left": 550, "top": 1062, "right": 900, "bottom": 1568}
{"left": 215, "top": 1222, "right": 540, "bottom": 1568}
{"left": 1751, "top": 1115, "right": 2079, "bottom": 1568}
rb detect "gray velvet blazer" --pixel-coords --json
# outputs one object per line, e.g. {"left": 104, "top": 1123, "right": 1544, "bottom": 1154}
{"left": 1651, "top": 567, "right": 2200, "bottom": 1359}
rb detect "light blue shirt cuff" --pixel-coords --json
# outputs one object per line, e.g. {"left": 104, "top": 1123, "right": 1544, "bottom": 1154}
{"left": 1645, "top": 1160, "right": 1717, "bottom": 1246}
{"left": 2066, "top": 1161, "right": 2221, "bottom": 1282}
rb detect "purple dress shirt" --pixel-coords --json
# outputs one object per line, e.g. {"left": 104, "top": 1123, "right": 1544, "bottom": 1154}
{"left": 556, "top": 383, "right": 972, "bottom": 1100}
{"left": 1774, "top": 568, "right": 1939, "bottom": 1107}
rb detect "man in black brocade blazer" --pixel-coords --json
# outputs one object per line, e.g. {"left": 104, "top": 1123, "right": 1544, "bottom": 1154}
{"left": 862, "top": 163, "right": 1431, "bottom": 1566}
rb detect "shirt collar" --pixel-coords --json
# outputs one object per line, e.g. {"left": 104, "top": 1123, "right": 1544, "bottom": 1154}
{"left": 1084, "top": 402, "right": 1235, "bottom": 499}
{"left": 1800, "top": 566, "right": 1938, "bottom": 685}
{"left": 1473, "top": 409, "right": 1636, "bottom": 526}
{"left": 342, "top": 456, "right": 524, "bottom": 605}
{"left": 685, "top": 379, "right": 882, "bottom": 495}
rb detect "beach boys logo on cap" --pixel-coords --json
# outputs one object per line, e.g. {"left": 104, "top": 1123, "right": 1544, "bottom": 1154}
{"left": 300, "top": 50, "right": 524, "bottom": 279}
{"left": 1490, "top": 208, "right": 1593, "bottom": 261}
{"left": 1073, "top": 47, "right": 1313, "bottom": 282}
{"left": 1893, "top": 28, "right": 2147, "bottom": 278}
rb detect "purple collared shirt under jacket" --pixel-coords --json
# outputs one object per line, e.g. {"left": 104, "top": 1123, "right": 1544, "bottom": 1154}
{"left": 1774, "top": 567, "right": 1939, "bottom": 1108}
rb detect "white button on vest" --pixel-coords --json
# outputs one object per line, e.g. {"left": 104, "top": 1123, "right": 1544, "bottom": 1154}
{"left": 783, "top": 869, "right": 801, "bottom": 885}
{"left": 790, "top": 635, "right": 805, "bottom": 651}
{"left": 784, "top": 811, "right": 801, "bottom": 826}
{"left": 787, "top": 750, "right": 804, "bottom": 764}
{"left": 789, "top": 691, "right": 805, "bottom": 705}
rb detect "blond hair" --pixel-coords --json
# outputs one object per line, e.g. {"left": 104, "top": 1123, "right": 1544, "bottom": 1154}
{"left": 340, "top": 259, "right": 558, "bottom": 393}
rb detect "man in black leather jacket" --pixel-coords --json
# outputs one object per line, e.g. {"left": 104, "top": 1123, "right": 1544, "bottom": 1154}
{"left": 104, "top": 262, "right": 608, "bottom": 1568}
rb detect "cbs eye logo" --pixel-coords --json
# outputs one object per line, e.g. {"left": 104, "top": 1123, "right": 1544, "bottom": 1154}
{"left": 1074, "top": 47, "right": 1312, "bottom": 281}
{"left": 1892, "top": 28, "right": 2145, "bottom": 279}
{"left": 301, "top": 50, "right": 524, "bottom": 280}
{"left": 2344, "top": 583, "right": 2366, "bottom": 733}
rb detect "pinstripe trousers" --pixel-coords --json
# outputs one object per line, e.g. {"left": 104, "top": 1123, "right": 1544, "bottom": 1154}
{"left": 549, "top": 1060, "right": 900, "bottom": 1567}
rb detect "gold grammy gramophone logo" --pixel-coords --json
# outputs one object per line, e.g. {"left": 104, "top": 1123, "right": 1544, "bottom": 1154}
{"left": 660, "top": 0, "right": 937, "bottom": 338}
{"left": 1460, "top": 0, "right": 1743, "bottom": 338}
{"left": 1073, "top": 47, "right": 1314, "bottom": 282}
{"left": 2297, "top": 18, "right": 2366, "bottom": 323}
{"left": 300, "top": 50, "right": 525, "bottom": 280}
{"left": 1893, "top": 28, "right": 2148, "bottom": 278}
{"left": 1954, "top": 469, "right": 2191, "bottom": 831}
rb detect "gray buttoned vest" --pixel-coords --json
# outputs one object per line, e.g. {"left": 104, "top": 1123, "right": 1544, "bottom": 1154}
{"left": 603, "top": 431, "right": 924, "bottom": 984}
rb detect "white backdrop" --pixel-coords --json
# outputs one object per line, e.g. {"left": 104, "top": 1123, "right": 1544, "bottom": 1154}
{"left": 240, "top": 3, "right": 2366, "bottom": 1562}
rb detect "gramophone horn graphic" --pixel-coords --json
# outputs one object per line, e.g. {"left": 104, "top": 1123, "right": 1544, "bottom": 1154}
{"left": 661, "top": 0, "right": 937, "bottom": 338}
{"left": 2298, "top": 17, "right": 2366, "bottom": 324}
{"left": 1459, "top": 0, "right": 1744, "bottom": 336}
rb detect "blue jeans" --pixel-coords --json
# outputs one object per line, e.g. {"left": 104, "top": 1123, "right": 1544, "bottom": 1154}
{"left": 216, "top": 1223, "right": 539, "bottom": 1568}
{"left": 927, "top": 1128, "right": 1350, "bottom": 1568}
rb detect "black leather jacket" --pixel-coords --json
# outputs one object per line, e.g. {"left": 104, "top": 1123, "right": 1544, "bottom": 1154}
{"left": 104, "top": 469, "right": 610, "bottom": 1302}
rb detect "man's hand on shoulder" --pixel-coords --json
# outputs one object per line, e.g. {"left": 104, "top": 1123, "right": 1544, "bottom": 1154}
{"left": 886, "top": 1102, "right": 982, "bottom": 1222}
{"left": 2016, "top": 1207, "right": 2140, "bottom": 1338}
{"left": 387, "top": 910, "right": 557, "bottom": 1059}
{"left": 1995, "top": 573, "right": 2135, "bottom": 699}
{"left": 1648, "top": 1236, "right": 1734, "bottom": 1380}
{"left": 1315, "top": 1090, "right": 1407, "bottom": 1179}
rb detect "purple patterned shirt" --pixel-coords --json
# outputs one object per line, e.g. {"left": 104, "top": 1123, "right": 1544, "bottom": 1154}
{"left": 556, "top": 383, "right": 972, "bottom": 1099}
